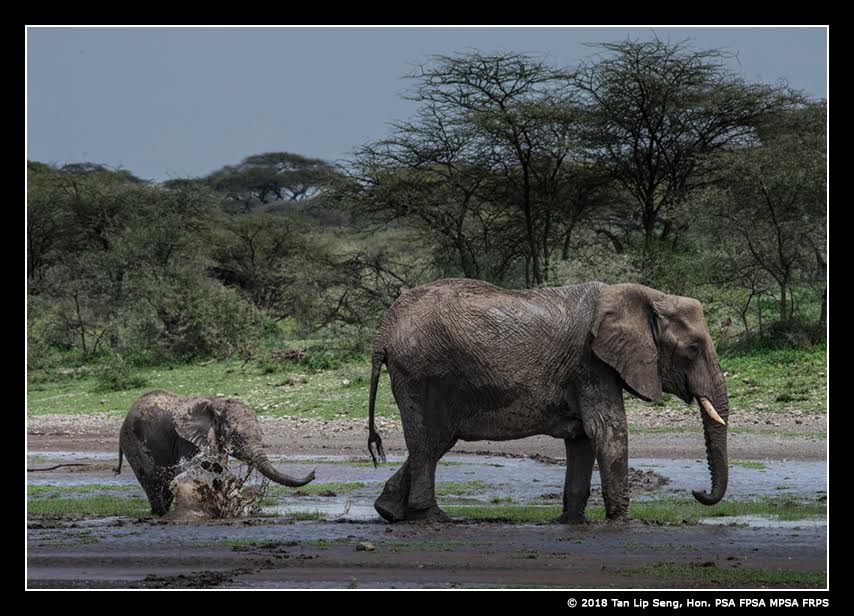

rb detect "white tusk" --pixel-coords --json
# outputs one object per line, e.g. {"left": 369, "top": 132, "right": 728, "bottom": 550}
{"left": 698, "top": 397, "right": 726, "bottom": 426}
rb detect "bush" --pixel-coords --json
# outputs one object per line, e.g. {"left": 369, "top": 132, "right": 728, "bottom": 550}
{"left": 121, "top": 278, "right": 279, "bottom": 363}
{"left": 93, "top": 353, "right": 148, "bottom": 392}
{"left": 717, "top": 317, "right": 826, "bottom": 356}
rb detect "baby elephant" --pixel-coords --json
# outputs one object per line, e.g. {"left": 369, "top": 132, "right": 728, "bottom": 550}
{"left": 115, "top": 389, "right": 315, "bottom": 515}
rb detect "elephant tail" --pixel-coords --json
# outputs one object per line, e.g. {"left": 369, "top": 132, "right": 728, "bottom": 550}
{"left": 367, "top": 346, "right": 387, "bottom": 468}
{"left": 113, "top": 446, "right": 123, "bottom": 475}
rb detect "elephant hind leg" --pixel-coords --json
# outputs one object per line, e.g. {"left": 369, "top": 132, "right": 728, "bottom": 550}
{"left": 374, "top": 459, "right": 411, "bottom": 522}
{"left": 404, "top": 437, "right": 456, "bottom": 522}
{"left": 559, "top": 435, "right": 596, "bottom": 524}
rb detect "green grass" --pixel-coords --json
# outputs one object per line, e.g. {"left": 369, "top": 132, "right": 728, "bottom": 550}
{"left": 444, "top": 505, "right": 561, "bottom": 523}
{"left": 268, "top": 482, "right": 366, "bottom": 495}
{"left": 27, "top": 483, "right": 141, "bottom": 496}
{"left": 434, "top": 480, "right": 495, "bottom": 496}
{"left": 27, "top": 358, "right": 400, "bottom": 420}
{"left": 623, "top": 561, "right": 826, "bottom": 587}
{"left": 718, "top": 346, "right": 826, "bottom": 413}
{"left": 730, "top": 460, "right": 767, "bottom": 470}
{"left": 286, "top": 510, "right": 328, "bottom": 521}
{"left": 27, "top": 345, "right": 826, "bottom": 417}
{"left": 35, "top": 529, "right": 100, "bottom": 547}
{"left": 445, "top": 495, "right": 825, "bottom": 525}
{"left": 27, "top": 495, "right": 151, "bottom": 518}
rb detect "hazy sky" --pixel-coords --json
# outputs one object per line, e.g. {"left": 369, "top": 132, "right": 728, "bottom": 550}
{"left": 26, "top": 26, "right": 827, "bottom": 182}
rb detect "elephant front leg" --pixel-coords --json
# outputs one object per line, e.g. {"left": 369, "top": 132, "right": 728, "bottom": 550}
{"left": 591, "top": 416, "right": 630, "bottom": 521}
{"left": 559, "top": 435, "right": 595, "bottom": 524}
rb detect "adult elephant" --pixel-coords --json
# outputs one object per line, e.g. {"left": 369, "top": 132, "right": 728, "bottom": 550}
{"left": 366, "top": 279, "right": 729, "bottom": 523}
{"left": 115, "top": 390, "right": 315, "bottom": 515}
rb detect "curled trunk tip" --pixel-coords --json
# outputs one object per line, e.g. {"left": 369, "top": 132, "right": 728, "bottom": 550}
{"left": 249, "top": 450, "right": 316, "bottom": 487}
{"left": 692, "top": 489, "right": 724, "bottom": 506}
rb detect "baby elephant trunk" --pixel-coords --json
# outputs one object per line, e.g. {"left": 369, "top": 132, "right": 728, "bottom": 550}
{"left": 248, "top": 450, "right": 316, "bottom": 487}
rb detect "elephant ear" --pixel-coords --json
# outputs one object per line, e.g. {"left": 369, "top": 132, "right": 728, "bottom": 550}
{"left": 591, "top": 284, "right": 662, "bottom": 402}
{"left": 174, "top": 399, "right": 223, "bottom": 450}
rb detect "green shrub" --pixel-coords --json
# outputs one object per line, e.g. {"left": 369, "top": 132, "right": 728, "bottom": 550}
{"left": 93, "top": 353, "right": 148, "bottom": 392}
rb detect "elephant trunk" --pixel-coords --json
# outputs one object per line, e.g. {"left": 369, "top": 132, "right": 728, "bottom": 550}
{"left": 245, "top": 448, "right": 316, "bottom": 487}
{"left": 692, "top": 373, "right": 729, "bottom": 506}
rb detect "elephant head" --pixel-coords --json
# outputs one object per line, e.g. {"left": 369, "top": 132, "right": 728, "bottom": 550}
{"left": 174, "top": 398, "right": 315, "bottom": 488}
{"left": 592, "top": 283, "right": 729, "bottom": 506}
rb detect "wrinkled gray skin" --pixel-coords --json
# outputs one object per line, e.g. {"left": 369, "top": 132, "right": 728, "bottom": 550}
{"left": 116, "top": 390, "right": 315, "bottom": 516}
{"left": 367, "top": 279, "right": 729, "bottom": 523}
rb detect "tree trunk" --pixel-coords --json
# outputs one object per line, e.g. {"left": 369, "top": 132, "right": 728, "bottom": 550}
{"left": 73, "top": 294, "right": 87, "bottom": 357}
{"left": 561, "top": 226, "right": 573, "bottom": 261}
{"left": 524, "top": 256, "right": 531, "bottom": 288}
{"left": 456, "top": 238, "right": 479, "bottom": 279}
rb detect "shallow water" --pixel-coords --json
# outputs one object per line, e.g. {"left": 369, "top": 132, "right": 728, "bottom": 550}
{"left": 28, "top": 451, "right": 826, "bottom": 527}
{"left": 698, "top": 515, "right": 826, "bottom": 529}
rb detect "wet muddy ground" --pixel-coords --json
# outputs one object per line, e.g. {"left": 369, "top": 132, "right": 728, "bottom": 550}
{"left": 27, "top": 445, "right": 827, "bottom": 589}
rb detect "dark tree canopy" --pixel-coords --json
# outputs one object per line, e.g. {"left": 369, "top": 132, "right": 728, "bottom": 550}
{"left": 204, "top": 152, "right": 336, "bottom": 212}
{"left": 574, "top": 39, "right": 796, "bottom": 270}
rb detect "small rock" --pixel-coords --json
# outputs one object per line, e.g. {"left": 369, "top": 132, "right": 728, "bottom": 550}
{"left": 355, "top": 542, "right": 376, "bottom": 552}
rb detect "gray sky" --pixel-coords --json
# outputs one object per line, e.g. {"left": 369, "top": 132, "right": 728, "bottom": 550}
{"left": 26, "top": 26, "right": 827, "bottom": 183}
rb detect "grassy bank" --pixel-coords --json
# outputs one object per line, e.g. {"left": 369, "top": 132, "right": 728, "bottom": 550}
{"left": 445, "top": 495, "right": 826, "bottom": 525}
{"left": 27, "top": 345, "right": 826, "bottom": 418}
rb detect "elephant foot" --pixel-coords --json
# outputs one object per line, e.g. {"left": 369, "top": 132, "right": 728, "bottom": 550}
{"left": 605, "top": 514, "right": 630, "bottom": 526}
{"left": 556, "top": 511, "right": 589, "bottom": 525}
{"left": 374, "top": 495, "right": 407, "bottom": 523}
{"left": 404, "top": 505, "right": 451, "bottom": 523}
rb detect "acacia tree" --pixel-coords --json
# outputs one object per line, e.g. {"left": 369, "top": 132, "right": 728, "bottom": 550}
{"left": 702, "top": 102, "right": 826, "bottom": 328}
{"left": 407, "top": 52, "right": 583, "bottom": 286}
{"left": 574, "top": 39, "right": 794, "bottom": 274}
{"left": 208, "top": 212, "right": 313, "bottom": 320}
{"left": 342, "top": 98, "right": 523, "bottom": 281}
{"left": 204, "top": 152, "right": 335, "bottom": 212}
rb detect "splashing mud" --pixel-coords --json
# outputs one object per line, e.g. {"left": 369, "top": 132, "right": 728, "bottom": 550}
{"left": 164, "top": 457, "right": 267, "bottom": 521}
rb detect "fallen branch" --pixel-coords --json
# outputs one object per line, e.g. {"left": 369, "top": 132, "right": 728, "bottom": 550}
{"left": 27, "top": 463, "right": 92, "bottom": 472}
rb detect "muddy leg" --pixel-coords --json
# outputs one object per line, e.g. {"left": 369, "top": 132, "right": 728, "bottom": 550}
{"left": 593, "top": 417, "right": 629, "bottom": 522}
{"left": 406, "top": 437, "right": 456, "bottom": 522}
{"left": 137, "top": 473, "right": 171, "bottom": 516}
{"left": 134, "top": 464, "right": 176, "bottom": 517}
{"left": 559, "top": 435, "right": 595, "bottom": 524}
{"left": 374, "top": 459, "right": 411, "bottom": 522}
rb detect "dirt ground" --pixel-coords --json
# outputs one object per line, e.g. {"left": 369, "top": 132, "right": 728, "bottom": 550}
{"left": 26, "top": 411, "right": 827, "bottom": 589}
{"left": 27, "top": 407, "right": 827, "bottom": 460}
{"left": 27, "top": 518, "right": 826, "bottom": 589}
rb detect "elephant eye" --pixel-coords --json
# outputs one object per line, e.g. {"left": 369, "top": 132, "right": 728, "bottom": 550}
{"left": 685, "top": 342, "right": 701, "bottom": 358}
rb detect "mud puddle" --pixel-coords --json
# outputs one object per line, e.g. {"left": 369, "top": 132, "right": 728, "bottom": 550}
{"left": 27, "top": 449, "right": 828, "bottom": 588}
{"left": 29, "top": 451, "right": 827, "bottom": 523}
